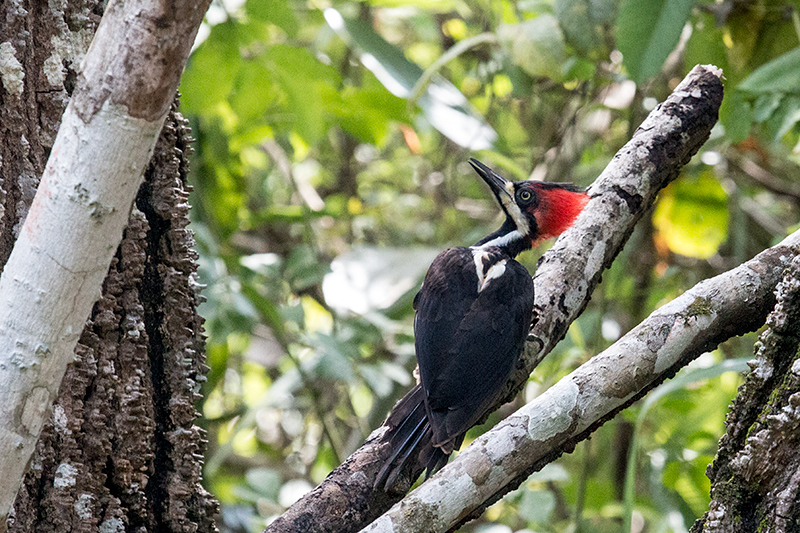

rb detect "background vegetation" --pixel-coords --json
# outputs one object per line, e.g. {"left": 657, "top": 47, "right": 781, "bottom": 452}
{"left": 177, "top": 1, "right": 800, "bottom": 531}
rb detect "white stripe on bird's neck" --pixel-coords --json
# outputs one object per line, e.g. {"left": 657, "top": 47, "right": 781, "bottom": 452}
{"left": 475, "top": 229, "right": 524, "bottom": 249}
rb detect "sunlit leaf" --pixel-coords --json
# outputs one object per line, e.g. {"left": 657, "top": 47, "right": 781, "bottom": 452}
{"left": 330, "top": 82, "right": 408, "bottom": 145}
{"left": 616, "top": 0, "right": 695, "bottom": 84}
{"left": 245, "top": 0, "right": 299, "bottom": 36}
{"left": 180, "top": 22, "right": 242, "bottom": 113}
{"left": 653, "top": 170, "right": 729, "bottom": 259}
{"left": 322, "top": 246, "right": 440, "bottom": 314}
{"left": 229, "top": 61, "right": 275, "bottom": 125}
{"left": 260, "top": 45, "right": 342, "bottom": 143}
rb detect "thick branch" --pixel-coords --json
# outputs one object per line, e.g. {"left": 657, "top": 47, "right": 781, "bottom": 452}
{"left": 361, "top": 229, "right": 800, "bottom": 533}
{"left": 0, "top": 0, "right": 209, "bottom": 523}
{"left": 263, "top": 65, "right": 724, "bottom": 533}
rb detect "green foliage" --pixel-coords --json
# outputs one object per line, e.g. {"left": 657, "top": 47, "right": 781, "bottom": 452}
{"left": 653, "top": 169, "right": 729, "bottom": 259}
{"left": 181, "top": 0, "right": 800, "bottom": 531}
{"left": 617, "top": 0, "right": 695, "bottom": 83}
{"left": 499, "top": 15, "right": 569, "bottom": 81}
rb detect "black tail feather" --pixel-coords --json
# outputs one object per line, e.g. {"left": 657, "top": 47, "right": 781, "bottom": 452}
{"left": 374, "top": 384, "right": 454, "bottom": 491}
{"left": 374, "top": 403, "right": 425, "bottom": 488}
{"left": 382, "top": 420, "right": 429, "bottom": 490}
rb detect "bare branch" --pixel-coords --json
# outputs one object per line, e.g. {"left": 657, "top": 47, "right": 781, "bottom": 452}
{"left": 263, "top": 65, "right": 724, "bottom": 533}
{"left": 361, "top": 229, "right": 800, "bottom": 533}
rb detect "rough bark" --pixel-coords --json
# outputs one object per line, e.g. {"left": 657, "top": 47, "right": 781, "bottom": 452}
{"left": 362, "top": 231, "right": 800, "bottom": 533}
{"left": 690, "top": 255, "right": 800, "bottom": 533}
{"left": 0, "top": 0, "right": 217, "bottom": 531}
{"left": 8, "top": 106, "right": 218, "bottom": 533}
{"left": 263, "top": 65, "right": 724, "bottom": 533}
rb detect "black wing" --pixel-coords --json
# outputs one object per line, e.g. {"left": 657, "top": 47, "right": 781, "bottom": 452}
{"left": 414, "top": 251, "right": 534, "bottom": 452}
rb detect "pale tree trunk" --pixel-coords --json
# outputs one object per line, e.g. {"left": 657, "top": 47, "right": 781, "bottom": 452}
{"left": 0, "top": 0, "right": 217, "bottom": 531}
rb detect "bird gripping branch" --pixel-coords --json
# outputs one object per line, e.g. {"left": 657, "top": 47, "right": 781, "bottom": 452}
{"left": 376, "top": 158, "right": 589, "bottom": 491}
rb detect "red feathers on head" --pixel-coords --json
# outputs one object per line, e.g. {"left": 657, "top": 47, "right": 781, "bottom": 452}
{"left": 532, "top": 187, "right": 589, "bottom": 242}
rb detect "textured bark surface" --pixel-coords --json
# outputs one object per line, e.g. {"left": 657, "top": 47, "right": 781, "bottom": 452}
{"left": 0, "top": 0, "right": 99, "bottom": 266}
{"left": 263, "top": 65, "right": 724, "bottom": 533}
{"left": 0, "top": 1, "right": 217, "bottom": 531}
{"left": 691, "top": 255, "right": 800, "bottom": 533}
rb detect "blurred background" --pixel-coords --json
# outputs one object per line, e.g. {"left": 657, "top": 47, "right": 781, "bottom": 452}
{"left": 177, "top": 1, "right": 800, "bottom": 531}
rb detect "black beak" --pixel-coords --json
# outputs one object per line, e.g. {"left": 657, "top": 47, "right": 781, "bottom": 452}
{"left": 468, "top": 158, "right": 512, "bottom": 203}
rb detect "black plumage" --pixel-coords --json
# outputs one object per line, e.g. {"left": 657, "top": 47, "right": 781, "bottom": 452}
{"left": 374, "top": 158, "right": 588, "bottom": 490}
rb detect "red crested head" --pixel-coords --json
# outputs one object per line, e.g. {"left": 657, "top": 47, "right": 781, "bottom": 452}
{"left": 469, "top": 158, "right": 589, "bottom": 251}
{"left": 528, "top": 182, "right": 590, "bottom": 242}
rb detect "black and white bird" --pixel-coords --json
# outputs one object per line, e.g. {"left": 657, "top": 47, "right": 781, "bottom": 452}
{"left": 375, "top": 158, "right": 589, "bottom": 490}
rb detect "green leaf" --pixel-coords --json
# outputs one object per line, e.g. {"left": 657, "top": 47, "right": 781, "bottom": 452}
{"left": 617, "top": 0, "right": 696, "bottom": 84}
{"left": 245, "top": 467, "right": 282, "bottom": 500}
{"left": 653, "top": 170, "right": 729, "bottom": 259}
{"left": 324, "top": 8, "right": 496, "bottom": 149}
{"left": 285, "top": 245, "right": 330, "bottom": 291}
{"left": 245, "top": 0, "right": 299, "bottom": 36}
{"left": 261, "top": 45, "right": 342, "bottom": 143}
{"left": 774, "top": 96, "right": 800, "bottom": 139}
{"left": 498, "top": 15, "right": 568, "bottom": 81}
{"left": 684, "top": 12, "right": 730, "bottom": 81}
{"left": 752, "top": 93, "right": 782, "bottom": 123}
{"left": 304, "top": 334, "right": 356, "bottom": 382}
{"left": 554, "top": 0, "right": 612, "bottom": 56}
{"left": 517, "top": 489, "right": 556, "bottom": 524}
{"left": 229, "top": 60, "right": 274, "bottom": 125}
{"left": 333, "top": 83, "right": 408, "bottom": 146}
{"left": 240, "top": 282, "right": 287, "bottom": 345}
{"left": 180, "top": 22, "right": 242, "bottom": 113}
{"left": 739, "top": 46, "right": 800, "bottom": 95}
{"left": 623, "top": 358, "right": 749, "bottom": 533}
{"left": 563, "top": 56, "right": 596, "bottom": 81}
{"left": 720, "top": 90, "right": 754, "bottom": 143}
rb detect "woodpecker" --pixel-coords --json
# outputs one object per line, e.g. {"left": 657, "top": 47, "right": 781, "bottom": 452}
{"left": 375, "top": 158, "right": 589, "bottom": 490}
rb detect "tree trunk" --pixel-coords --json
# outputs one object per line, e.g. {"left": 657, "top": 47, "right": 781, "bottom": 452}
{"left": 0, "top": 1, "right": 217, "bottom": 531}
{"left": 691, "top": 254, "right": 800, "bottom": 533}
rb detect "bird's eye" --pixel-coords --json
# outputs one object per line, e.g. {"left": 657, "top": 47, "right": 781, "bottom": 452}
{"left": 518, "top": 189, "right": 533, "bottom": 203}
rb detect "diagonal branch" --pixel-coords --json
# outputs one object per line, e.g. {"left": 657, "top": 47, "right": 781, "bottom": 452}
{"left": 360, "top": 229, "right": 800, "bottom": 533}
{"left": 262, "top": 64, "right": 724, "bottom": 533}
